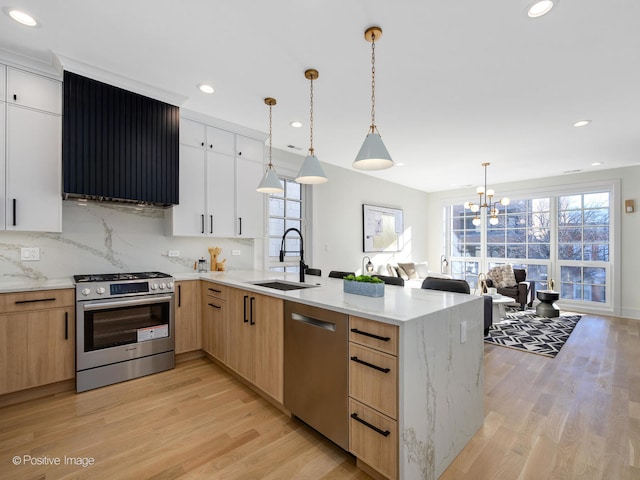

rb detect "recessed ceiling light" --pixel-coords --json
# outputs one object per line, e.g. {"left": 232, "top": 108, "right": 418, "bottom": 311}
{"left": 591, "top": 162, "right": 603, "bottom": 166}
{"left": 4, "top": 7, "right": 39, "bottom": 26}
{"left": 527, "top": 0, "right": 558, "bottom": 18}
{"left": 573, "top": 120, "right": 591, "bottom": 127}
{"left": 198, "top": 84, "right": 214, "bottom": 94}
{"left": 290, "top": 121, "right": 302, "bottom": 128}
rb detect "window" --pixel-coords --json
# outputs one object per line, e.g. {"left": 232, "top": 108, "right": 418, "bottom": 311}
{"left": 446, "top": 187, "right": 613, "bottom": 308}
{"left": 267, "top": 178, "right": 305, "bottom": 272}
{"left": 557, "top": 192, "right": 610, "bottom": 303}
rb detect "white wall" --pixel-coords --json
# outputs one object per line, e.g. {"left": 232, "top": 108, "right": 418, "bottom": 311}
{"left": 425, "top": 165, "right": 640, "bottom": 320}
{"left": 311, "top": 163, "right": 429, "bottom": 276}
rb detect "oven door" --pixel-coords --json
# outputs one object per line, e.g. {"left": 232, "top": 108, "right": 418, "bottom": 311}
{"left": 77, "top": 294, "right": 175, "bottom": 371}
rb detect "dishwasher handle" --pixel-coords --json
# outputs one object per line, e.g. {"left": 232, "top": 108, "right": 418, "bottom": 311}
{"left": 291, "top": 312, "right": 336, "bottom": 332}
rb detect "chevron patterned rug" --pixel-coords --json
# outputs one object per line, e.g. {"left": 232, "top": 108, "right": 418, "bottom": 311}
{"left": 484, "top": 310, "right": 582, "bottom": 358}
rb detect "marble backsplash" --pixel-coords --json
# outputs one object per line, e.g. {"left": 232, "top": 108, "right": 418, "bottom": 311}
{"left": 0, "top": 200, "right": 256, "bottom": 281}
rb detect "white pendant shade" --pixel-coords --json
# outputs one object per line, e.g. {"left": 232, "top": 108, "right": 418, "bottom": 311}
{"left": 256, "top": 167, "right": 283, "bottom": 193}
{"left": 296, "top": 154, "right": 328, "bottom": 184}
{"left": 353, "top": 132, "right": 394, "bottom": 170}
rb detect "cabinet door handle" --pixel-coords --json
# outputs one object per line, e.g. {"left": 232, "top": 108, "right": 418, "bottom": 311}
{"left": 64, "top": 311, "right": 69, "bottom": 340}
{"left": 350, "top": 413, "right": 391, "bottom": 437}
{"left": 208, "top": 303, "right": 221, "bottom": 309}
{"left": 201, "top": 142, "right": 205, "bottom": 147}
{"left": 250, "top": 297, "right": 255, "bottom": 325}
{"left": 15, "top": 297, "right": 56, "bottom": 305}
{"left": 209, "top": 144, "right": 213, "bottom": 149}
{"left": 178, "top": 285, "right": 182, "bottom": 307}
{"left": 210, "top": 215, "right": 213, "bottom": 234}
{"left": 13, "top": 94, "right": 17, "bottom": 101}
{"left": 208, "top": 288, "right": 221, "bottom": 293}
{"left": 12, "top": 199, "right": 17, "bottom": 226}
{"left": 201, "top": 214, "right": 205, "bottom": 234}
{"left": 238, "top": 217, "right": 242, "bottom": 235}
{"left": 350, "top": 328, "right": 390, "bottom": 342}
{"left": 243, "top": 295, "right": 249, "bottom": 323}
{"left": 350, "top": 356, "right": 391, "bottom": 373}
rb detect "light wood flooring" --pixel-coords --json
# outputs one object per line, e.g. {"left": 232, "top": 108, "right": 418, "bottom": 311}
{"left": 0, "top": 313, "right": 638, "bottom": 479}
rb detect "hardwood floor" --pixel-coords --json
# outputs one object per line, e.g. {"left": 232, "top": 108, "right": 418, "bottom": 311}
{"left": 0, "top": 313, "right": 638, "bottom": 479}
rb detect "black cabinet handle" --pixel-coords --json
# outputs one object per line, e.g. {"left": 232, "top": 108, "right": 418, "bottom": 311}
{"left": 350, "top": 413, "right": 390, "bottom": 437}
{"left": 238, "top": 217, "right": 242, "bottom": 235}
{"left": 350, "top": 328, "right": 391, "bottom": 342}
{"left": 350, "top": 356, "right": 391, "bottom": 373}
{"left": 210, "top": 215, "right": 213, "bottom": 234}
{"left": 243, "top": 295, "right": 249, "bottom": 323}
{"left": 201, "top": 214, "right": 205, "bottom": 234}
{"left": 209, "top": 144, "right": 213, "bottom": 149}
{"left": 12, "top": 199, "right": 16, "bottom": 226}
{"left": 64, "top": 311, "right": 69, "bottom": 340}
{"left": 178, "top": 285, "right": 182, "bottom": 307}
{"left": 208, "top": 287, "right": 221, "bottom": 293}
{"left": 208, "top": 303, "right": 221, "bottom": 309}
{"left": 15, "top": 297, "right": 56, "bottom": 305}
{"left": 201, "top": 142, "right": 205, "bottom": 147}
{"left": 13, "top": 94, "right": 17, "bottom": 101}
{"left": 250, "top": 297, "right": 255, "bottom": 325}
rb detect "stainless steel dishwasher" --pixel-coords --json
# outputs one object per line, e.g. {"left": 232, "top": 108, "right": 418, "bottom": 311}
{"left": 284, "top": 301, "right": 349, "bottom": 450}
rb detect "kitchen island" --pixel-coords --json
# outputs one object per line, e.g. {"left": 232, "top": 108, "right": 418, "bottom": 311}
{"left": 181, "top": 270, "right": 484, "bottom": 480}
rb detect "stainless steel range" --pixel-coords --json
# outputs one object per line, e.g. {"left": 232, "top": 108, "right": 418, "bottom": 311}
{"left": 74, "top": 272, "right": 175, "bottom": 392}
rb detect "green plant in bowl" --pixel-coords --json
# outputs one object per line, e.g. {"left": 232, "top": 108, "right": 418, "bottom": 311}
{"left": 343, "top": 274, "right": 383, "bottom": 284}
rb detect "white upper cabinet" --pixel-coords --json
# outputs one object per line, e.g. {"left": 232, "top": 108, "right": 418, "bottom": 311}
{"left": 206, "top": 125, "right": 234, "bottom": 155}
{"left": 7, "top": 67, "right": 62, "bottom": 114}
{"left": 236, "top": 134, "right": 264, "bottom": 162}
{"left": 1, "top": 65, "right": 62, "bottom": 233}
{"left": 0, "top": 64, "right": 6, "bottom": 100}
{"left": 5, "top": 105, "right": 62, "bottom": 232}
{"left": 169, "top": 117, "right": 265, "bottom": 238}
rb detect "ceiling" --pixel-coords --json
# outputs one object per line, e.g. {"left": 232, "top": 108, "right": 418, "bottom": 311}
{"left": 1, "top": 0, "right": 639, "bottom": 192}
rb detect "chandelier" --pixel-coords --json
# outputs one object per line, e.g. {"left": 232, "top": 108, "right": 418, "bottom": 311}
{"left": 464, "top": 162, "right": 510, "bottom": 226}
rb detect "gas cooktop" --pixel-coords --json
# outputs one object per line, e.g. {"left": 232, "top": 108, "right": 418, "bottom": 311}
{"left": 73, "top": 272, "right": 172, "bottom": 283}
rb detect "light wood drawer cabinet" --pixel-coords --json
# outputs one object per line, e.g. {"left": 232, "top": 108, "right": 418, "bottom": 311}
{"left": 349, "top": 399, "right": 398, "bottom": 480}
{"left": 348, "top": 316, "right": 399, "bottom": 480}
{"left": 0, "top": 289, "right": 74, "bottom": 314}
{"left": 202, "top": 282, "right": 228, "bottom": 301}
{"left": 201, "top": 282, "right": 227, "bottom": 362}
{"left": 349, "top": 343, "right": 397, "bottom": 419}
{"left": 0, "top": 288, "right": 75, "bottom": 395}
{"left": 349, "top": 315, "right": 398, "bottom": 356}
{"left": 174, "top": 280, "right": 200, "bottom": 354}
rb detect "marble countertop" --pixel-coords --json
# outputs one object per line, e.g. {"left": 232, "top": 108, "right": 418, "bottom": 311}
{"left": 185, "top": 270, "right": 480, "bottom": 326}
{"left": 0, "top": 270, "right": 481, "bottom": 325}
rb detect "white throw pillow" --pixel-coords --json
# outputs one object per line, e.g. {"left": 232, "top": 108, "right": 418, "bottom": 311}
{"left": 414, "top": 262, "right": 429, "bottom": 278}
{"left": 397, "top": 262, "right": 417, "bottom": 279}
{"left": 386, "top": 264, "right": 398, "bottom": 277}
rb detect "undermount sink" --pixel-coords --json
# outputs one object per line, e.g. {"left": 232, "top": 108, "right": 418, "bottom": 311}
{"left": 250, "top": 280, "right": 318, "bottom": 291}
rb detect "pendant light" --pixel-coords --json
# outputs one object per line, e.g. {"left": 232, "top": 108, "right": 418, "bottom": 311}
{"left": 353, "top": 26, "right": 393, "bottom": 171}
{"left": 296, "top": 69, "right": 328, "bottom": 184}
{"left": 256, "top": 97, "right": 284, "bottom": 194}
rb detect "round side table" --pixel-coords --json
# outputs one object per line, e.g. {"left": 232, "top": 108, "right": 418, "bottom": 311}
{"left": 536, "top": 290, "right": 560, "bottom": 317}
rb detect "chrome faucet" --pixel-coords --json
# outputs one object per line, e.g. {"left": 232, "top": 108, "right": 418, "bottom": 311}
{"left": 279, "top": 227, "right": 307, "bottom": 283}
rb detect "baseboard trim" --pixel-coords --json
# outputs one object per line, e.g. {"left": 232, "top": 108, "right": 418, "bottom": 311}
{"left": 0, "top": 379, "right": 75, "bottom": 408}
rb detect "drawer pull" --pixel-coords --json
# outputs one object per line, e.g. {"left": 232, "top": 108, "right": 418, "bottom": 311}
{"left": 208, "top": 288, "right": 222, "bottom": 293}
{"left": 208, "top": 303, "right": 221, "bottom": 309}
{"left": 15, "top": 297, "right": 56, "bottom": 305}
{"left": 350, "top": 413, "right": 390, "bottom": 437}
{"left": 350, "top": 328, "right": 390, "bottom": 342}
{"left": 350, "top": 356, "right": 390, "bottom": 373}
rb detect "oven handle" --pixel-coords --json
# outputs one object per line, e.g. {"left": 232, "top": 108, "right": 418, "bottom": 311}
{"left": 82, "top": 295, "right": 173, "bottom": 311}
